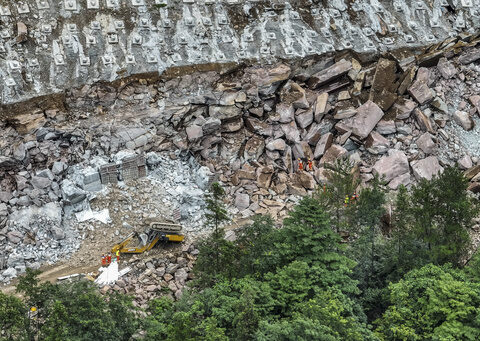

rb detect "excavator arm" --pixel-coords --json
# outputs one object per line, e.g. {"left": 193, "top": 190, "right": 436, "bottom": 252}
{"left": 111, "top": 227, "right": 184, "bottom": 254}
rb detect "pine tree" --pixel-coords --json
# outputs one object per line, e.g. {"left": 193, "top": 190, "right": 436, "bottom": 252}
{"left": 315, "top": 157, "right": 360, "bottom": 234}
{"left": 193, "top": 182, "right": 234, "bottom": 288}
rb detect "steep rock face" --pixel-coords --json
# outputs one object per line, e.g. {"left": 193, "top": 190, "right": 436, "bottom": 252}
{"left": 1, "top": 0, "right": 479, "bottom": 109}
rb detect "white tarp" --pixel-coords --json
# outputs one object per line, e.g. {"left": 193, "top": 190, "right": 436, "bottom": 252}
{"left": 95, "top": 261, "right": 119, "bottom": 286}
{"left": 75, "top": 208, "right": 111, "bottom": 224}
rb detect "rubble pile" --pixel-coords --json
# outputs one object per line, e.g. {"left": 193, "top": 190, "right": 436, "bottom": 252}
{"left": 101, "top": 244, "right": 198, "bottom": 308}
{"left": 2, "top": 35, "right": 480, "bottom": 289}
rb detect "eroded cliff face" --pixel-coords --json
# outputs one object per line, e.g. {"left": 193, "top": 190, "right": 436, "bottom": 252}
{"left": 1, "top": 0, "right": 480, "bottom": 107}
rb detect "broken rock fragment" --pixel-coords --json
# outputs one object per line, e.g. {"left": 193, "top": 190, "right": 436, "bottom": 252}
{"left": 372, "top": 150, "right": 409, "bottom": 183}
{"left": 453, "top": 111, "right": 474, "bottom": 131}
{"left": 436, "top": 57, "right": 457, "bottom": 79}
{"left": 335, "top": 100, "right": 384, "bottom": 140}
{"left": 411, "top": 156, "right": 443, "bottom": 180}
{"left": 307, "top": 59, "right": 352, "bottom": 89}
{"left": 314, "top": 133, "right": 333, "bottom": 159}
{"left": 416, "top": 132, "right": 436, "bottom": 154}
{"left": 365, "top": 131, "right": 389, "bottom": 155}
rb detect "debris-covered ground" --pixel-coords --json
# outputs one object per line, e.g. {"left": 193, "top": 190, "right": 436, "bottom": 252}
{"left": 3, "top": 35, "right": 480, "bottom": 298}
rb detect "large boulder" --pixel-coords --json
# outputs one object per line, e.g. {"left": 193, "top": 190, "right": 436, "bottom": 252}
{"left": 416, "top": 133, "right": 436, "bottom": 154}
{"left": 335, "top": 100, "right": 384, "bottom": 139}
{"left": 320, "top": 144, "right": 347, "bottom": 165}
{"left": 266, "top": 139, "right": 286, "bottom": 152}
{"left": 411, "top": 156, "right": 444, "bottom": 180}
{"left": 372, "top": 150, "right": 409, "bottom": 183}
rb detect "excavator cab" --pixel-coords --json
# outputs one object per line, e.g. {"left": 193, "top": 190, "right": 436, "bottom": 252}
{"left": 111, "top": 219, "right": 184, "bottom": 254}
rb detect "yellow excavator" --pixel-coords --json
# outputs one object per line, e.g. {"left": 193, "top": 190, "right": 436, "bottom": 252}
{"left": 111, "top": 219, "right": 184, "bottom": 254}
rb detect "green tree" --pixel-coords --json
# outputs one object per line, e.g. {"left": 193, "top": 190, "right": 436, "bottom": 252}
{"left": 204, "top": 182, "right": 230, "bottom": 234}
{"left": 350, "top": 177, "right": 388, "bottom": 319}
{"left": 376, "top": 264, "right": 480, "bottom": 340}
{"left": 315, "top": 157, "right": 360, "bottom": 234}
{"left": 235, "top": 215, "right": 275, "bottom": 277}
{"left": 0, "top": 292, "right": 29, "bottom": 341}
{"left": 410, "top": 167, "right": 477, "bottom": 265}
{"left": 15, "top": 271, "right": 138, "bottom": 341}
{"left": 193, "top": 182, "right": 236, "bottom": 288}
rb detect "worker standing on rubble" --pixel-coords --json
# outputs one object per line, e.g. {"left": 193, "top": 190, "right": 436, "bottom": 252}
{"left": 307, "top": 159, "right": 313, "bottom": 172}
{"left": 107, "top": 253, "right": 112, "bottom": 265}
{"left": 298, "top": 158, "right": 304, "bottom": 171}
{"left": 101, "top": 254, "right": 106, "bottom": 267}
{"left": 116, "top": 249, "right": 120, "bottom": 263}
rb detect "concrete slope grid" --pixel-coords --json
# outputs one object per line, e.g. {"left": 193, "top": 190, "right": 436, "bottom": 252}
{"left": 1, "top": 0, "right": 480, "bottom": 107}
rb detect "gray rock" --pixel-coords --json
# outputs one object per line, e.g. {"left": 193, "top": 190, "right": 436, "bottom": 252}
{"left": 51, "top": 227, "right": 65, "bottom": 240}
{"left": 235, "top": 193, "right": 250, "bottom": 210}
{"left": 314, "top": 133, "right": 333, "bottom": 159}
{"left": 7, "top": 254, "right": 25, "bottom": 268}
{"left": 13, "top": 143, "right": 26, "bottom": 161}
{"left": 31, "top": 176, "right": 51, "bottom": 189}
{"left": 281, "top": 122, "right": 300, "bottom": 143}
{"left": 0, "top": 192, "right": 12, "bottom": 204}
{"left": 388, "top": 172, "right": 411, "bottom": 190}
{"left": 458, "top": 155, "right": 473, "bottom": 170}
{"left": 16, "top": 196, "right": 32, "bottom": 206}
{"left": 411, "top": 156, "right": 444, "bottom": 180}
{"left": 186, "top": 125, "right": 203, "bottom": 142}
{"left": 61, "top": 179, "right": 87, "bottom": 205}
{"left": 166, "top": 263, "right": 179, "bottom": 274}
{"left": 365, "top": 131, "right": 390, "bottom": 154}
{"left": 392, "top": 98, "right": 417, "bottom": 120}
{"left": 202, "top": 117, "right": 221, "bottom": 135}
{"left": 266, "top": 139, "right": 286, "bottom": 151}
{"left": 408, "top": 79, "right": 434, "bottom": 105}
{"left": 431, "top": 97, "right": 448, "bottom": 114}
{"left": 308, "top": 59, "right": 352, "bottom": 89}
{"left": 416, "top": 133, "right": 436, "bottom": 154}
{"left": 37, "top": 169, "right": 54, "bottom": 180}
{"left": 436, "top": 57, "right": 457, "bottom": 79}
{"left": 458, "top": 48, "right": 480, "bottom": 64}
{"left": 52, "top": 161, "right": 68, "bottom": 175}
{"left": 2, "top": 268, "right": 17, "bottom": 278}
{"left": 335, "top": 100, "right": 384, "bottom": 140}
{"left": 453, "top": 111, "right": 474, "bottom": 131}
{"left": 376, "top": 120, "right": 396, "bottom": 135}
{"left": 7, "top": 231, "right": 22, "bottom": 244}
{"left": 209, "top": 105, "right": 242, "bottom": 120}
{"left": 175, "top": 268, "right": 188, "bottom": 285}
{"left": 277, "top": 103, "right": 295, "bottom": 123}
{"left": 372, "top": 150, "right": 410, "bottom": 183}
{"left": 295, "top": 109, "right": 314, "bottom": 129}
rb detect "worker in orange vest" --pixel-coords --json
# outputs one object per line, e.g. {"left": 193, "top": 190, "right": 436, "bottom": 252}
{"left": 298, "top": 158, "right": 303, "bottom": 171}
{"left": 307, "top": 159, "right": 313, "bottom": 171}
{"left": 101, "top": 254, "right": 106, "bottom": 267}
{"left": 107, "top": 253, "right": 112, "bottom": 265}
{"left": 351, "top": 191, "right": 358, "bottom": 203}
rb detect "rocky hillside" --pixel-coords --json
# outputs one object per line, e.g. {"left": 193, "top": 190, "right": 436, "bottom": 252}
{"left": 2, "top": 34, "right": 480, "bottom": 289}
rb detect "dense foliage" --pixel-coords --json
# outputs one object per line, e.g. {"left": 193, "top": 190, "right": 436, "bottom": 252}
{"left": 1, "top": 166, "right": 479, "bottom": 340}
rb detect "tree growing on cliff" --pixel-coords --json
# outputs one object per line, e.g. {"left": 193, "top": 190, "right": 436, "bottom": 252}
{"left": 193, "top": 182, "right": 235, "bottom": 288}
